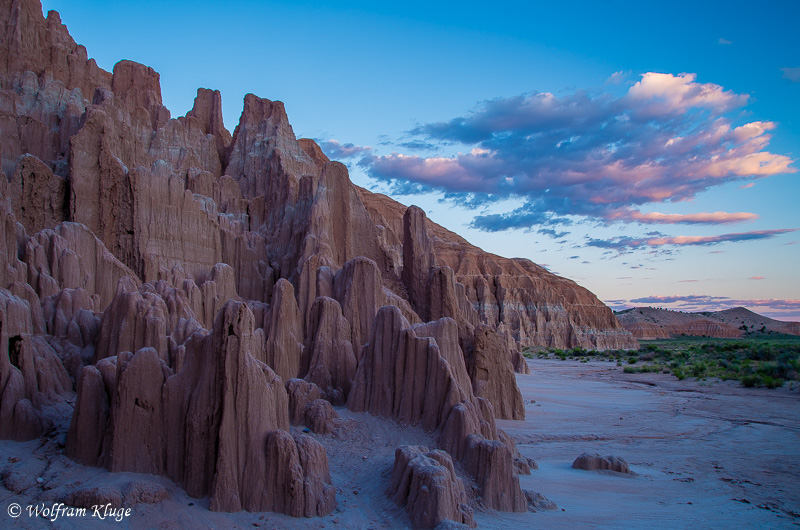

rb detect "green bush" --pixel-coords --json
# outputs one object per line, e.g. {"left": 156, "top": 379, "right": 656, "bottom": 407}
{"left": 763, "top": 376, "right": 784, "bottom": 389}
{"left": 691, "top": 362, "right": 707, "bottom": 378}
{"left": 741, "top": 374, "right": 759, "bottom": 387}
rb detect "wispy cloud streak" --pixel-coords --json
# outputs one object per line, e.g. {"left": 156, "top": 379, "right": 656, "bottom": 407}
{"left": 586, "top": 228, "right": 798, "bottom": 252}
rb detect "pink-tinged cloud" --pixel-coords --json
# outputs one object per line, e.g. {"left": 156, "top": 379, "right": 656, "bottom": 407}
{"left": 368, "top": 151, "right": 499, "bottom": 193}
{"left": 608, "top": 210, "right": 759, "bottom": 225}
{"left": 364, "top": 72, "right": 796, "bottom": 234}
{"left": 646, "top": 229, "right": 798, "bottom": 247}
{"left": 626, "top": 72, "right": 747, "bottom": 117}
{"left": 586, "top": 228, "right": 798, "bottom": 252}
{"left": 749, "top": 276, "right": 765, "bottom": 280}
{"left": 739, "top": 182, "right": 755, "bottom": 189}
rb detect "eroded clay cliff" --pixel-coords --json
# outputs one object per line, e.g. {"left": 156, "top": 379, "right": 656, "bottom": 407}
{"left": 0, "top": 0, "right": 639, "bottom": 524}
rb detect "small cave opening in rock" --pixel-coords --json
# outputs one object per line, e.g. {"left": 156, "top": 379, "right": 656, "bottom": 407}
{"left": 9, "top": 335, "right": 23, "bottom": 369}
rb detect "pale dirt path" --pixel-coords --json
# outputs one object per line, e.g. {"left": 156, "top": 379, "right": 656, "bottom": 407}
{"left": 482, "top": 359, "right": 800, "bottom": 529}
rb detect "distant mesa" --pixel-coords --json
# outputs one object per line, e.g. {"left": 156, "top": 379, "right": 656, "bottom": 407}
{"left": 616, "top": 306, "right": 800, "bottom": 339}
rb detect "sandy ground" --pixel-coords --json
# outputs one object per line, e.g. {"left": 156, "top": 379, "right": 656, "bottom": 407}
{"left": 2, "top": 359, "right": 798, "bottom": 528}
{"left": 489, "top": 359, "right": 800, "bottom": 529}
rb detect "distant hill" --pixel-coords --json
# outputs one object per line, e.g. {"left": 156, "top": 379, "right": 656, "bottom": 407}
{"left": 700, "top": 307, "right": 800, "bottom": 336}
{"left": 615, "top": 306, "right": 800, "bottom": 339}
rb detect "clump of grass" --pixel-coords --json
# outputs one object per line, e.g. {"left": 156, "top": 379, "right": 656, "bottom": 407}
{"left": 623, "top": 364, "right": 665, "bottom": 374}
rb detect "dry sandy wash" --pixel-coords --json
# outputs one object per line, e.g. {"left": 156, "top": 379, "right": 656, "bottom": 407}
{"left": 3, "top": 359, "right": 798, "bottom": 528}
{"left": 494, "top": 360, "right": 800, "bottom": 528}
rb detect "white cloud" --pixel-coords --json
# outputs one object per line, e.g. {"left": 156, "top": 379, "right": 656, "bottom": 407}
{"left": 781, "top": 66, "right": 800, "bottom": 83}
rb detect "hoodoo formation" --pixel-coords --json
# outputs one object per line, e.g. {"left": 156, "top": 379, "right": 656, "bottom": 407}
{"left": 0, "top": 0, "right": 637, "bottom": 526}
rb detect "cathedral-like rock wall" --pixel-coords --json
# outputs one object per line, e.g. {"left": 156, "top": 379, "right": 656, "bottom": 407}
{"left": 1, "top": 0, "right": 640, "bottom": 522}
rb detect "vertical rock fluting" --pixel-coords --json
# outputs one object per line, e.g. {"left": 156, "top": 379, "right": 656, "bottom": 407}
{"left": 360, "top": 189, "right": 638, "bottom": 350}
{"left": 68, "top": 301, "right": 336, "bottom": 516}
{"left": 348, "top": 306, "right": 526, "bottom": 512}
{"left": 94, "top": 277, "right": 169, "bottom": 364}
{"left": 402, "top": 205, "right": 435, "bottom": 322}
{"left": 332, "top": 256, "right": 385, "bottom": 357}
{"left": 1, "top": 288, "right": 72, "bottom": 440}
{"left": 348, "top": 307, "right": 466, "bottom": 431}
{"left": 65, "top": 364, "right": 108, "bottom": 465}
{"left": 304, "top": 296, "right": 356, "bottom": 404}
{"left": 263, "top": 278, "right": 304, "bottom": 381}
{"left": 466, "top": 325, "right": 525, "bottom": 420}
{"left": 185, "top": 87, "right": 231, "bottom": 166}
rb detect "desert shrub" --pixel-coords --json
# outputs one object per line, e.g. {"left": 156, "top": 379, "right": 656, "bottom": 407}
{"left": 627, "top": 356, "right": 637, "bottom": 364}
{"left": 691, "top": 362, "right": 707, "bottom": 378}
{"left": 763, "top": 376, "right": 784, "bottom": 389}
{"left": 639, "top": 351, "right": 655, "bottom": 362}
{"left": 741, "top": 375, "right": 759, "bottom": 388}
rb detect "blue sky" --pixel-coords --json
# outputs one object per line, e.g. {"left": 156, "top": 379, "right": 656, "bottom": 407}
{"left": 41, "top": 1, "right": 800, "bottom": 320}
